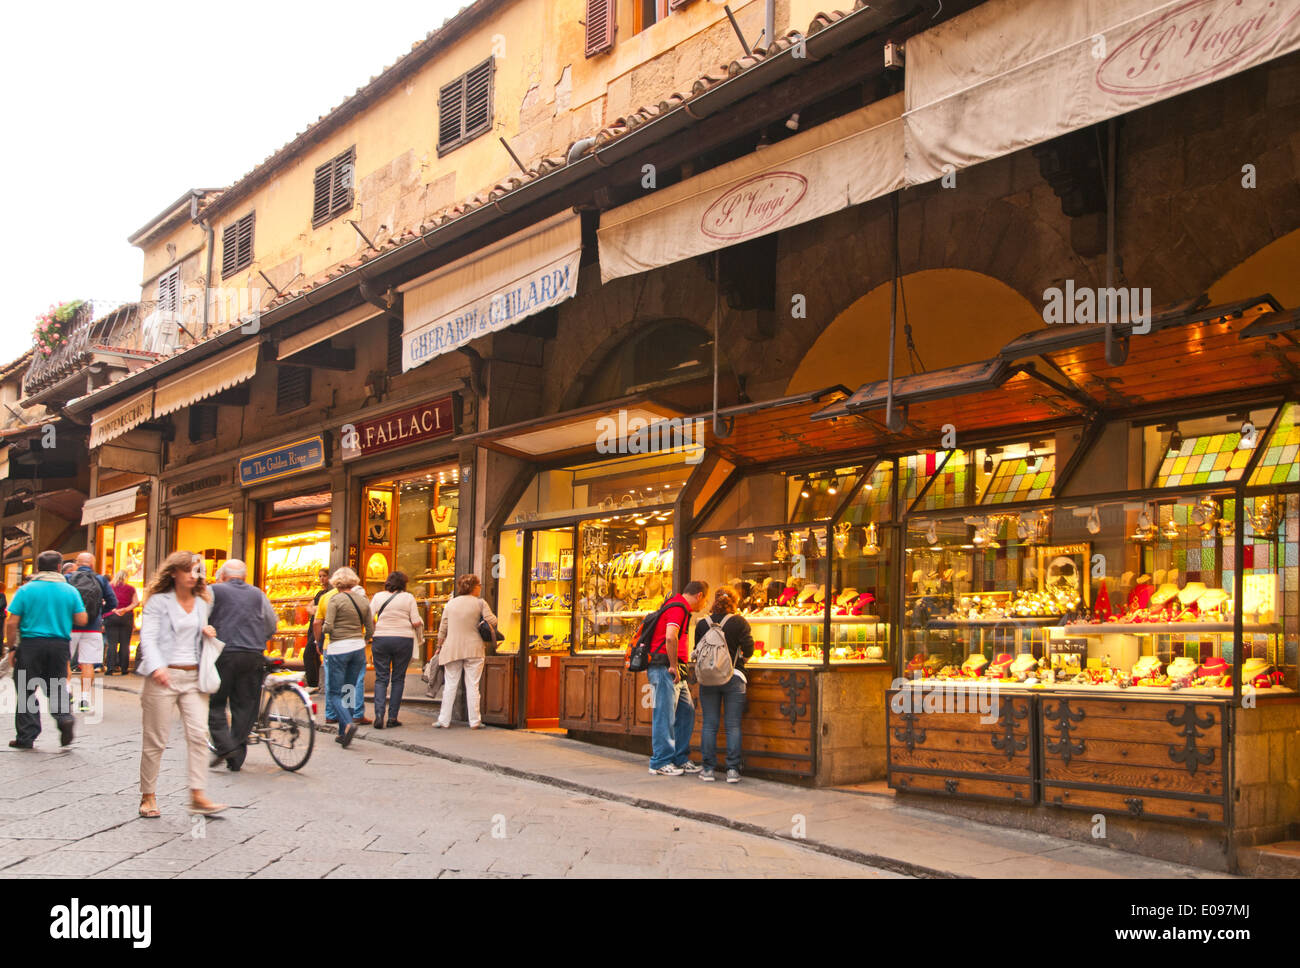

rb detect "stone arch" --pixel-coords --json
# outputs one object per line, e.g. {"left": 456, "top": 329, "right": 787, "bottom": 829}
{"left": 785, "top": 269, "right": 1044, "bottom": 395}
{"left": 1206, "top": 227, "right": 1300, "bottom": 309}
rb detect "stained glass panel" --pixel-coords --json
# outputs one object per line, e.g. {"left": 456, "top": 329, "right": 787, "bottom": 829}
{"left": 981, "top": 454, "right": 1056, "bottom": 504}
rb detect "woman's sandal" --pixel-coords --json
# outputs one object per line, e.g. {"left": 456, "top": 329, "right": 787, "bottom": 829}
{"left": 188, "top": 801, "right": 228, "bottom": 816}
{"left": 139, "top": 802, "right": 161, "bottom": 819}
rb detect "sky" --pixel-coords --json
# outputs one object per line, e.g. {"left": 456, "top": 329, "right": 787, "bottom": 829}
{"left": 0, "top": 0, "right": 469, "bottom": 368}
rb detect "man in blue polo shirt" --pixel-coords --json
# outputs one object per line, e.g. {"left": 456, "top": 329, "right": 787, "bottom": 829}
{"left": 4, "top": 550, "right": 88, "bottom": 749}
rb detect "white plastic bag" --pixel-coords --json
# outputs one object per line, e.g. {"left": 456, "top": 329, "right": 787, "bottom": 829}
{"left": 199, "top": 636, "right": 225, "bottom": 694}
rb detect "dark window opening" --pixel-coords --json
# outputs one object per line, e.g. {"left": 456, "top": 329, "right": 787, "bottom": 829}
{"left": 276, "top": 366, "right": 312, "bottom": 413}
{"left": 188, "top": 405, "right": 218, "bottom": 443}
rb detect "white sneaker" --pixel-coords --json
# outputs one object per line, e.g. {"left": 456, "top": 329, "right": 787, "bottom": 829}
{"left": 726, "top": 769, "right": 741, "bottom": 783}
{"left": 680, "top": 761, "right": 703, "bottom": 774}
{"left": 649, "top": 764, "right": 684, "bottom": 776}
{"left": 436, "top": 723, "right": 451, "bottom": 729}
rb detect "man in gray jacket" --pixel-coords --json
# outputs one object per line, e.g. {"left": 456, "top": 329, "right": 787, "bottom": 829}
{"left": 207, "top": 560, "right": 278, "bottom": 771}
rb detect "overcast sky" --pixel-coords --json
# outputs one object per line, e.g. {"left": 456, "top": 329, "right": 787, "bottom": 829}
{"left": 0, "top": 0, "right": 467, "bottom": 368}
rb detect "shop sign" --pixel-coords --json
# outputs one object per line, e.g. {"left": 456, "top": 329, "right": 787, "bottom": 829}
{"left": 341, "top": 397, "right": 455, "bottom": 461}
{"left": 700, "top": 172, "right": 808, "bottom": 242}
{"left": 239, "top": 436, "right": 326, "bottom": 487}
{"left": 168, "top": 472, "right": 229, "bottom": 501}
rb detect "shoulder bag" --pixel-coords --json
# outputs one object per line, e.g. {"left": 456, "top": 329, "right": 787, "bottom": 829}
{"left": 197, "top": 602, "right": 225, "bottom": 694}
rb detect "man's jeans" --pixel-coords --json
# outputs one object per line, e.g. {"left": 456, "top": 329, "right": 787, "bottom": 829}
{"left": 699, "top": 672, "right": 747, "bottom": 771}
{"left": 647, "top": 663, "right": 694, "bottom": 770}
{"left": 325, "top": 650, "right": 366, "bottom": 729}
{"left": 323, "top": 650, "right": 366, "bottom": 720}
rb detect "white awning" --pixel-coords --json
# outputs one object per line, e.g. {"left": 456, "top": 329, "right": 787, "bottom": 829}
{"left": 277, "top": 303, "right": 383, "bottom": 361}
{"left": 598, "top": 92, "right": 904, "bottom": 283}
{"left": 401, "top": 212, "right": 582, "bottom": 372}
{"left": 81, "top": 486, "right": 141, "bottom": 525}
{"left": 904, "top": 0, "right": 1300, "bottom": 187}
{"left": 154, "top": 341, "right": 261, "bottom": 418}
{"left": 89, "top": 387, "right": 155, "bottom": 449}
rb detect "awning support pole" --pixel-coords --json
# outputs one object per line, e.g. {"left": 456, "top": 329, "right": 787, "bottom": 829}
{"left": 885, "top": 193, "right": 904, "bottom": 433}
{"left": 1103, "top": 118, "right": 1128, "bottom": 366}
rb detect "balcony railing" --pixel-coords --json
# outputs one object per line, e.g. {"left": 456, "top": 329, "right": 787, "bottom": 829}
{"left": 22, "top": 302, "right": 143, "bottom": 399}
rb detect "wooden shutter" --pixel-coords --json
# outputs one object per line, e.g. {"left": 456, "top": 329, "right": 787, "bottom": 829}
{"left": 312, "top": 161, "right": 333, "bottom": 225}
{"left": 464, "top": 59, "right": 493, "bottom": 136}
{"left": 222, "top": 212, "right": 255, "bottom": 278}
{"left": 157, "top": 268, "right": 180, "bottom": 315}
{"left": 188, "top": 405, "right": 218, "bottom": 443}
{"left": 585, "top": 0, "right": 616, "bottom": 56}
{"left": 386, "top": 317, "right": 403, "bottom": 377}
{"left": 331, "top": 149, "right": 354, "bottom": 215}
{"left": 438, "top": 77, "right": 464, "bottom": 152}
{"left": 276, "top": 366, "right": 311, "bottom": 413}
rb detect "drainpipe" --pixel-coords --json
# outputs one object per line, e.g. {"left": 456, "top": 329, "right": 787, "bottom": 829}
{"left": 190, "top": 192, "right": 214, "bottom": 338}
{"left": 764, "top": 0, "right": 775, "bottom": 52}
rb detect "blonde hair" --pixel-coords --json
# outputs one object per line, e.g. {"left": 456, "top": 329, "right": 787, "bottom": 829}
{"left": 143, "top": 551, "right": 212, "bottom": 605}
{"left": 330, "top": 567, "right": 361, "bottom": 589}
{"left": 113, "top": 570, "right": 128, "bottom": 584}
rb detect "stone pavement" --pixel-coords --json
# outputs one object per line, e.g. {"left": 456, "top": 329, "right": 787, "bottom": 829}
{"left": 0, "top": 682, "right": 896, "bottom": 879}
{"left": 318, "top": 675, "right": 1229, "bottom": 879}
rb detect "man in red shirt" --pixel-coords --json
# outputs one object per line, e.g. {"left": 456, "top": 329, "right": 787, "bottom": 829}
{"left": 647, "top": 580, "right": 709, "bottom": 775}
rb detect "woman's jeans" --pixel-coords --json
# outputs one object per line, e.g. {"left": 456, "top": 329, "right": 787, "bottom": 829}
{"left": 699, "top": 673, "right": 747, "bottom": 772}
{"left": 371, "top": 636, "right": 414, "bottom": 724}
{"left": 325, "top": 649, "right": 367, "bottom": 728}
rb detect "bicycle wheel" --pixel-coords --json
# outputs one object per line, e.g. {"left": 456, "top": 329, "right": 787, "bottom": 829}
{"left": 263, "top": 686, "right": 315, "bottom": 772}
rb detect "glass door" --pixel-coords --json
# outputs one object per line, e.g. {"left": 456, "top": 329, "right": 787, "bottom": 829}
{"left": 526, "top": 527, "right": 574, "bottom": 728}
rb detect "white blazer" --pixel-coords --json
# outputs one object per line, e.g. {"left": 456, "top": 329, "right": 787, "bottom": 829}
{"left": 136, "top": 591, "right": 211, "bottom": 677}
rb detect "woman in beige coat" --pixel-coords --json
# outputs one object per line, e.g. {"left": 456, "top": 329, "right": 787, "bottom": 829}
{"left": 435, "top": 574, "right": 496, "bottom": 729}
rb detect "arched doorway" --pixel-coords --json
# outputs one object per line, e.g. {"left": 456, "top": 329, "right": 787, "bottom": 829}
{"left": 1207, "top": 228, "right": 1300, "bottom": 309}
{"left": 573, "top": 318, "right": 713, "bottom": 407}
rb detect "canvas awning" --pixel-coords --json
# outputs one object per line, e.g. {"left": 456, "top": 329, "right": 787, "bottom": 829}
{"left": 904, "top": 0, "right": 1300, "bottom": 186}
{"left": 276, "top": 303, "right": 384, "bottom": 360}
{"left": 400, "top": 211, "right": 582, "bottom": 372}
{"left": 154, "top": 341, "right": 261, "bottom": 418}
{"left": 80, "top": 486, "right": 141, "bottom": 525}
{"left": 89, "top": 387, "right": 155, "bottom": 449}
{"left": 598, "top": 92, "right": 904, "bottom": 283}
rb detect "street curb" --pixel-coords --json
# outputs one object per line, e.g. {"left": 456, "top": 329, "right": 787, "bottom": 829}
{"left": 103, "top": 679, "right": 956, "bottom": 877}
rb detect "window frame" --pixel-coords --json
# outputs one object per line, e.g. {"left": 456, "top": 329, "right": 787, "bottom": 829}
{"left": 312, "top": 147, "right": 355, "bottom": 229}
{"left": 221, "top": 212, "right": 255, "bottom": 279}
{"left": 437, "top": 57, "right": 495, "bottom": 157}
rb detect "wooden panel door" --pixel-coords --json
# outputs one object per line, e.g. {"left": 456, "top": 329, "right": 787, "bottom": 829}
{"left": 557, "top": 656, "right": 592, "bottom": 729}
{"left": 592, "top": 661, "right": 628, "bottom": 732}
{"left": 630, "top": 669, "right": 654, "bottom": 735}
{"left": 481, "top": 655, "right": 517, "bottom": 726}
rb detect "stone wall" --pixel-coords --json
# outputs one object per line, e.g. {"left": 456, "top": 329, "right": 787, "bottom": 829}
{"left": 1232, "top": 699, "right": 1300, "bottom": 853}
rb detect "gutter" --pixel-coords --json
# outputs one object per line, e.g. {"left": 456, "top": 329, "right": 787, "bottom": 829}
{"left": 66, "top": 2, "right": 912, "bottom": 417}
{"left": 191, "top": 194, "right": 216, "bottom": 337}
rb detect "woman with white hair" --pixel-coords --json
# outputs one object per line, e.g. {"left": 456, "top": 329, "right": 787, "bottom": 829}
{"left": 320, "top": 567, "right": 374, "bottom": 748}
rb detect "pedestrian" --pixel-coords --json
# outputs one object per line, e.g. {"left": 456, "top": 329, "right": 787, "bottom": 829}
{"left": 694, "top": 587, "right": 754, "bottom": 783}
{"left": 135, "top": 551, "right": 225, "bottom": 818}
{"left": 67, "top": 552, "right": 118, "bottom": 713}
{"left": 369, "top": 571, "right": 424, "bottom": 729}
{"left": 313, "top": 572, "right": 372, "bottom": 726}
{"left": 319, "top": 567, "right": 373, "bottom": 749}
{"left": 4, "top": 550, "right": 87, "bottom": 749}
{"left": 647, "top": 580, "right": 709, "bottom": 776}
{"left": 0, "top": 582, "right": 8, "bottom": 650}
{"left": 303, "top": 567, "right": 330, "bottom": 691}
{"left": 61, "top": 562, "right": 76, "bottom": 576}
{"left": 103, "top": 571, "right": 138, "bottom": 676}
{"left": 207, "top": 560, "right": 278, "bottom": 771}
{"left": 434, "top": 574, "right": 496, "bottom": 730}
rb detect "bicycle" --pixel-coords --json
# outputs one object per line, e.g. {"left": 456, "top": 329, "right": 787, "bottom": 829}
{"left": 209, "top": 658, "right": 316, "bottom": 772}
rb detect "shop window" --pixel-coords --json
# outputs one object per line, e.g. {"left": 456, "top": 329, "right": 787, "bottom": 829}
{"left": 259, "top": 494, "right": 332, "bottom": 666}
{"left": 276, "top": 366, "right": 311, "bottom": 413}
{"left": 361, "top": 467, "right": 459, "bottom": 664}
{"left": 505, "top": 452, "right": 690, "bottom": 526}
{"left": 174, "top": 510, "right": 233, "bottom": 582}
{"left": 437, "top": 58, "right": 493, "bottom": 155}
{"left": 698, "top": 471, "right": 785, "bottom": 532}
{"left": 575, "top": 319, "right": 710, "bottom": 407}
{"left": 312, "top": 147, "right": 355, "bottom": 228}
{"left": 787, "top": 467, "right": 860, "bottom": 523}
{"left": 1248, "top": 402, "right": 1299, "bottom": 487}
{"left": 221, "top": 212, "right": 255, "bottom": 278}
{"left": 839, "top": 461, "right": 895, "bottom": 525}
{"left": 188, "top": 405, "right": 218, "bottom": 443}
{"left": 1143, "top": 407, "right": 1275, "bottom": 488}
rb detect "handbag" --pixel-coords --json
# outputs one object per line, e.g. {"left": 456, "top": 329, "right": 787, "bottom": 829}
{"left": 197, "top": 604, "right": 224, "bottom": 694}
{"left": 477, "top": 599, "right": 504, "bottom": 643}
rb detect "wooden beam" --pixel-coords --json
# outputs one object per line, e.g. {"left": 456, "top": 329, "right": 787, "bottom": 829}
{"left": 282, "top": 343, "right": 356, "bottom": 371}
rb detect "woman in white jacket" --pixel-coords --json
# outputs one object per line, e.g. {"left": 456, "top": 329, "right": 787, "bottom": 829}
{"left": 135, "top": 551, "right": 226, "bottom": 819}
{"left": 435, "top": 574, "right": 497, "bottom": 729}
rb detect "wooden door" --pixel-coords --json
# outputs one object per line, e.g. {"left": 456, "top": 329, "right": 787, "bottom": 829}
{"left": 629, "top": 669, "right": 655, "bottom": 735}
{"left": 592, "top": 661, "right": 628, "bottom": 732}
{"left": 481, "top": 655, "right": 517, "bottom": 726}
{"left": 557, "top": 656, "right": 592, "bottom": 729}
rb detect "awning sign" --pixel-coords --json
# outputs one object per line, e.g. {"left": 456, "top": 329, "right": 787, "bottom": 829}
{"left": 598, "top": 93, "right": 904, "bottom": 282}
{"left": 89, "top": 388, "right": 154, "bottom": 450}
{"left": 81, "top": 486, "right": 141, "bottom": 525}
{"left": 402, "top": 212, "right": 582, "bottom": 372}
{"left": 239, "top": 436, "right": 326, "bottom": 487}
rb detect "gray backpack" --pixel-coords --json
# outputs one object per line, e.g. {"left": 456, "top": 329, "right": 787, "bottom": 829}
{"left": 694, "top": 615, "right": 734, "bottom": 686}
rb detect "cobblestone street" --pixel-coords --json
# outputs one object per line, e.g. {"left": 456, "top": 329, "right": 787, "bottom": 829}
{"left": 0, "top": 684, "right": 898, "bottom": 879}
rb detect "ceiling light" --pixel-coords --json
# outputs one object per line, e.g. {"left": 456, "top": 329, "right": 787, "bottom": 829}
{"left": 1086, "top": 507, "right": 1101, "bottom": 535}
{"left": 800, "top": 481, "right": 811, "bottom": 499}
{"left": 924, "top": 521, "right": 938, "bottom": 545}
{"left": 785, "top": 113, "right": 800, "bottom": 131}
{"left": 827, "top": 482, "right": 838, "bottom": 495}
{"left": 718, "top": 535, "right": 727, "bottom": 549}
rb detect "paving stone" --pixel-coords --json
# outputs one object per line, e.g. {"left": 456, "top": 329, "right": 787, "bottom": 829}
{"left": 4, "top": 850, "right": 135, "bottom": 876}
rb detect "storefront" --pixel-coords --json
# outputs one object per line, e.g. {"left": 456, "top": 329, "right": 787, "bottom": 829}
{"left": 84, "top": 484, "right": 150, "bottom": 593}
{"left": 346, "top": 395, "right": 462, "bottom": 664}
{"left": 801, "top": 296, "right": 1300, "bottom": 870}
{"left": 165, "top": 469, "right": 236, "bottom": 582}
